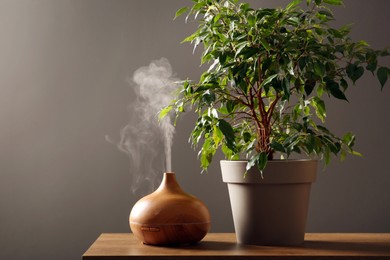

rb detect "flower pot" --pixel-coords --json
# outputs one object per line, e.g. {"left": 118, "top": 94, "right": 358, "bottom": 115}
{"left": 220, "top": 159, "right": 317, "bottom": 246}
{"left": 129, "top": 172, "right": 211, "bottom": 245}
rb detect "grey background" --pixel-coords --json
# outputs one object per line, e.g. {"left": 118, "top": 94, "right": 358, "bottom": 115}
{"left": 0, "top": 0, "right": 389, "bottom": 259}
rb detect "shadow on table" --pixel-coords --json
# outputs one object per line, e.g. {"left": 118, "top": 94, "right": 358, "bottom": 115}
{"left": 178, "top": 239, "right": 390, "bottom": 255}
{"left": 302, "top": 239, "right": 390, "bottom": 254}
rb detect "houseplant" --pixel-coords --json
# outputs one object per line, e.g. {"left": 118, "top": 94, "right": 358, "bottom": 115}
{"left": 161, "top": 0, "right": 390, "bottom": 245}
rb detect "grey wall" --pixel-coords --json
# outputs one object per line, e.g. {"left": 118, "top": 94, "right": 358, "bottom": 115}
{"left": 0, "top": 0, "right": 389, "bottom": 259}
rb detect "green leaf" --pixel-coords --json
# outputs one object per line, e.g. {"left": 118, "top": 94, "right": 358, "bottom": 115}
{"left": 340, "top": 78, "right": 348, "bottom": 91}
{"left": 202, "top": 90, "right": 216, "bottom": 105}
{"left": 328, "top": 140, "right": 341, "bottom": 154}
{"left": 260, "top": 39, "right": 271, "bottom": 52}
{"left": 351, "top": 150, "right": 363, "bottom": 157}
{"left": 270, "top": 141, "right": 285, "bottom": 153}
{"left": 304, "top": 80, "right": 315, "bottom": 96}
{"left": 226, "top": 100, "right": 237, "bottom": 113}
{"left": 243, "top": 132, "right": 251, "bottom": 142}
{"left": 218, "top": 119, "right": 235, "bottom": 150}
{"left": 326, "top": 80, "right": 348, "bottom": 101}
{"left": 317, "top": 84, "right": 324, "bottom": 97}
{"left": 281, "top": 78, "right": 290, "bottom": 100}
{"left": 246, "top": 153, "right": 260, "bottom": 171}
{"left": 286, "top": 0, "right": 302, "bottom": 11}
{"left": 287, "top": 17, "right": 300, "bottom": 27}
{"left": 306, "top": 134, "right": 316, "bottom": 153}
{"left": 200, "top": 138, "right": 215, "bottom": 171}
{"left": 346, "top": 63, "right": 364, "bottom": 84}
{"left": 235, "top": 41, "right": 248, "bottom": 58}
{"left": 181, "top": 33, "right": 197, "bottom": 43}
{"left": 159, "top": 105, "right": 173, "bottom": 120}
{"left": 312, "top": 97, "right": 326, "bottom": 122}
{"left": 317, "top": 125, "right": 331, "bottom": 134}
{"left": 212, "top": 125, "right": 223, "bottom": 145}
{"left": 260, "top": 74, "right": 278, "bottom": 87}
{"left": 257, "top": 152, "right": 268, "bottom": 172}
{"left": 323, "top": 0, "right": 343, "bottom": 5}
{"left": 352, "top": 67, "right": 364, "bottom": 84}
{"left": 247, "top": 15, "right": 256, "bottom": 26}
{"left": 343, "top": 132, "right": 355, "bottom": 147}
{"left": 241, "top": 47, "right": 259, "bottom": 59}
{"left": 318, "top": 10, "right": 334, "bottom": 19}
{"left": 174, "top": 7, "right": 189, "bottom": 20}
{"left": 366, "top": 62, "right": 377, "bottom": 74}
{"left": 377, "top": 67, "right": 389, "bottom": 89}
{"left": 314, "top": 61, "right": 326, "bottom": 78}
{"left": 220, "top": 143, "right": 230, "bottom": 159}
{"left": 299, "top": 57, "right": 308, "bottom": 71}
{"left": 366, "top": 52, "right": 378, "bottom": 73}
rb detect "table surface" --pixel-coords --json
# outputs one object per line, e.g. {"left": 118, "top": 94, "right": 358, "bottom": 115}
{"left": 83, "top": 233, "right": 390, "bottom": 259}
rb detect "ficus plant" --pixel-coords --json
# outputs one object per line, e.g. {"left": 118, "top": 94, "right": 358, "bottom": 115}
{"left": 161, "top": 0, "right": 390, "bottom": 172}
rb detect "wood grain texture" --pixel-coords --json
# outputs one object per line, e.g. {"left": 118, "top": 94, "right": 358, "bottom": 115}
{"left": 83, "top": 233, "right": 390, "bottom": 259}
{"left": 129, "top": 173, "right": 211, "bottom": 245}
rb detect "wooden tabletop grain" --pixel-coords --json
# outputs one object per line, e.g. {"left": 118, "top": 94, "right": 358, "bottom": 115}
{"left": 83, "top": 233, "right": 390, "bottom": 259}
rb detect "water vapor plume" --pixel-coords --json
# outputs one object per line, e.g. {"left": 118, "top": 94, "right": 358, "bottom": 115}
{"left": 109, "top": 58, "right": 178, "bottom": 194}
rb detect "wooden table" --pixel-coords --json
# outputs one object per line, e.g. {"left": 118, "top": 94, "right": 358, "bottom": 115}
{"left": 83, "top": 233, "right": 390, "bottom": 259}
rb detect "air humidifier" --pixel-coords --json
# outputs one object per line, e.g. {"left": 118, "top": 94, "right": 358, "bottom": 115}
{"left": 129, "top": 172, "right": 211, "bottom": 245}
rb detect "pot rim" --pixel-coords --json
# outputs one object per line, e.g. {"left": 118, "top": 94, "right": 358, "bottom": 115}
{"left": 220, "top": 159, "right": 317, "bottom": 184}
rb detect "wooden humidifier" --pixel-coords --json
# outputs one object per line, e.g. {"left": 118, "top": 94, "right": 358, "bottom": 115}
{"left": 129, "top": 172, "right": 211, "bottom": 245}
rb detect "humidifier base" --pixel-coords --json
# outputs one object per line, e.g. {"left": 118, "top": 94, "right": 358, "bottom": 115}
{"left": 130, "top": 222, "right": 211, "bottom": 245}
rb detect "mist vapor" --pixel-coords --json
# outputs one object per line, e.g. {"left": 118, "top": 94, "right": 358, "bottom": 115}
{"left": 111, "top": 58, "right": 178, "bottom": 194}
